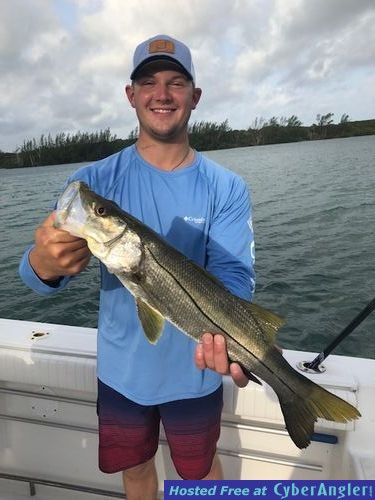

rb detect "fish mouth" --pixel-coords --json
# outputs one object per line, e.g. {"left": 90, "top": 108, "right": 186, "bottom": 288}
{"left": 54, "top": 181, "right": 88, "bottom": 237}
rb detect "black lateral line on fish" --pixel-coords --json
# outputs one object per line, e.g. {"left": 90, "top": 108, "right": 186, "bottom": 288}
{"left": 145, "top": 246, "right": 231, "bottom": 334}
{"left": 145, "top": 245, "right": 297, "bottom": 388}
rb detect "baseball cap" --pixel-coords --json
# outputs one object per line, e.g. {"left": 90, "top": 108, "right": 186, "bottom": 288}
{"left": 130, "top": 34, "right": 196, "bottom": 83}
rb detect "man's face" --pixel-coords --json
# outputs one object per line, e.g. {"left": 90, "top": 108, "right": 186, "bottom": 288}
{"left": 125, "top": 61, "right": 202, "bottom": 142}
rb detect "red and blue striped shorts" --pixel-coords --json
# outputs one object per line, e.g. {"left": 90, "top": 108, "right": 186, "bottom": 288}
{"left": 97, "top": 379, "right": 223, "bottom": 479}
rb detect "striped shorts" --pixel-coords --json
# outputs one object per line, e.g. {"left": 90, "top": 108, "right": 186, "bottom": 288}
{"left": 97, "top": 379, "right": 223, "bottom": 479}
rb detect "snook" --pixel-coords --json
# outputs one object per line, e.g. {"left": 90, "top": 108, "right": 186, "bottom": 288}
{"left": 54, "top": 181, "right": 360, "bottom": 448}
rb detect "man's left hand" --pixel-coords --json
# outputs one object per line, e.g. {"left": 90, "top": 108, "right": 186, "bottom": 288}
{"left": 194, "top": 333, "right": 249, "bottom": 388}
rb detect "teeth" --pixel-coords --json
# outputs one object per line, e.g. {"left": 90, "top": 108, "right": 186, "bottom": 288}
{"left": 152, "top": 109, "right": 172, "bottom": 113}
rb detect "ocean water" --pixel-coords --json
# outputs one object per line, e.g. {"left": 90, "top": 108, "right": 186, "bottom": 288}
{"left": 1, "top": 135, "right": 375, "bottom": 358}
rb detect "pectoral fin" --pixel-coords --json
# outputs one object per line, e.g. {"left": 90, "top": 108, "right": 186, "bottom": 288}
{"left": 136, "top": 299, "right": 165, "bottom": 344}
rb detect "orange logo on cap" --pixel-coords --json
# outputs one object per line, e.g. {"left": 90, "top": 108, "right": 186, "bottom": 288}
{"left": 149, "top": 39, "right": 175, "bottom": 54}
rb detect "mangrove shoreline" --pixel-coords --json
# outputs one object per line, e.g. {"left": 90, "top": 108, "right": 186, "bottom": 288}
{"left": 1, "top": 117, "right": 375, "bottom": 169}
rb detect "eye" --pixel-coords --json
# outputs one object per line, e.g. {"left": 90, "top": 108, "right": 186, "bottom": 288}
{"left": 95, "top": 205, "right": 106, "bottom": 216}
{"left": 139, "top": 78, "right": 154, "bottom": 87}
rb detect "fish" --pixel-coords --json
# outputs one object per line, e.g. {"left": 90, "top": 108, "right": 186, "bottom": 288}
{"left": 54, "top": 180, "right": 360, "bottom": 448}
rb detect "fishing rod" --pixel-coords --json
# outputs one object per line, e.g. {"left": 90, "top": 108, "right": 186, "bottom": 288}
{"left": 299, "top": 296, "right": 375, "bottom": 373}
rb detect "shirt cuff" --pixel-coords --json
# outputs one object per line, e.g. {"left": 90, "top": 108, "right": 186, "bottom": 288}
{"left": 19, "top": 246, "right": 70, "bottom": 295}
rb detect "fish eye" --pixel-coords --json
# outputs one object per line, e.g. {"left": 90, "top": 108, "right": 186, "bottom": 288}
{"left": 95, "top": 205, "right": 106, "bottom": 216}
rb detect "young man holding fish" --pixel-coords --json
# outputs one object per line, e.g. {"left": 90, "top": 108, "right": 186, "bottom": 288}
{"left": 20, "top": 35, "right": 255, "bottom": 498}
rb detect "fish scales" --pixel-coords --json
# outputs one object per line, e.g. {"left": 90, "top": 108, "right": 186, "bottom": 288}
{"left": 140, "top": 226, "right": 326, "bottom": 402}
{"left": 139, "top": 236, "right": 322, "bottom": 395}
{"left": 139, "top": 246, "right": 221, "bottom": 338}
{"left": 144, "top": 238, "right": 269, "bottom": 344}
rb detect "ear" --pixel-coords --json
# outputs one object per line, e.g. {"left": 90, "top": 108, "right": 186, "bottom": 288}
{"left": 191, "top": 87, "right": 202, "bottom": 110}
{"left": 125, "top": 84, "right": 136, "bottom": 108}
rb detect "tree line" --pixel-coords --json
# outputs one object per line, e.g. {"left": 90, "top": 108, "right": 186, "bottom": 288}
{"left": 1, "top": 114, "right": 375, "bottom": 168}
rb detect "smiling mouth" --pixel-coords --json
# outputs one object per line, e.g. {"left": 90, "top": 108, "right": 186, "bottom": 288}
{"left": 151, "top": 108, "right": 175, "bottom": 114}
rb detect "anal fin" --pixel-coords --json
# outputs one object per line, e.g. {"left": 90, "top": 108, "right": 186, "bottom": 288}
{"left": 228, "top": 358, "right": 263, "bottom": 385}
{"left": 241, "top": 365, "right": 263, "bottom": 385}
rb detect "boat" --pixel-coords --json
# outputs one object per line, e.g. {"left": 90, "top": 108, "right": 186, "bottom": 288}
{"left": 0, "top": 317, "right": 374, "bottom": 499}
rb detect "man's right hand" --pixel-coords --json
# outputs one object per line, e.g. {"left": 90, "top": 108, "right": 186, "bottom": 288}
{"left": 29, "top": 212, "right": 91, "bottom": 282}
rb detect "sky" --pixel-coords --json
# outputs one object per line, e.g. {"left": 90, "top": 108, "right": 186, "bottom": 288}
{"left": 1, "top": 0, "right": 374, "bottom": 152}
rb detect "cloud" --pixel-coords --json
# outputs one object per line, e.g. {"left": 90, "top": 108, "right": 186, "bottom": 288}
{"left": 0, "top": 0, "right": 374, "bottom": 152}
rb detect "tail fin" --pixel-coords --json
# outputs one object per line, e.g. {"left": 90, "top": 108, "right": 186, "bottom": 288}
{"left": 279, "top": 383, "right": 361, "bottom": 449}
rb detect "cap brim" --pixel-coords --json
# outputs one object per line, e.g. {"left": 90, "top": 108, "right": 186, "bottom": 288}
{"left": 130, "top": 55, "right": 193, "bottom": 81}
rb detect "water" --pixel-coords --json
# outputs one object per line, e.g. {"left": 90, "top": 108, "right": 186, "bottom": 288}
{"left": 1, "top": 136, "right": 375, "bottom": 358}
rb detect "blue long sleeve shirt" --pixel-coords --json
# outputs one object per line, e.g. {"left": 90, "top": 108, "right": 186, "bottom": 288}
{"left": 19, "top": 145, "right": 255, "bottom": 404}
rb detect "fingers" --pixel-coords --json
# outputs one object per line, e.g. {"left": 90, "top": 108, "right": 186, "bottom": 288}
{"left": 195, "top": 333, "right": 217, "bottom": 370}
{"left": 210, "top": 334, "right": 229, "bottom": 374}
{"left": 195, "top": 333, "right": 250, "bottom": 388}
{"left": 54, "top": 238, "right": 89, "bottom": 253}
{"left": 68, "top": 251, "right": 92, "bottom": 276}
{"left": 55, "top": 243, "right": 91, "bottom": 271}
{"left": 35, "top": 225, "right": 89, "bottom": 257}
{"left": 194, "top": 341, "right": 206, "bottom": 370}
{"left": 41, "top": 211, "right": 57, "bottom": 226}
{"left": 195, "top": 333, "right": 229, "bottom": 374}
{"left": 30, "top": 211, "right": 91, "bottom": 280}
{"left": 229, "top": 363, "right": 249, "bottom": 388}
{"left": 37, "top": 213, "right": 84, "bottom": 245}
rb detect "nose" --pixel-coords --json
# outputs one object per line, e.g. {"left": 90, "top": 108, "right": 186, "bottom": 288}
{"left": 153, "top": 82, "right": 172, "bottom": 102}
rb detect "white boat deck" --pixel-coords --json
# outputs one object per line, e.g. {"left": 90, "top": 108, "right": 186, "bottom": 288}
{"left": 0, "top": 318, "right": 374, "bottom": 498}
{"left": 0, "top": 480, "right": 115, "bottom": 500}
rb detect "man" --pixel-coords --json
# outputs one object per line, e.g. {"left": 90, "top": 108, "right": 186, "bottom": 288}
{"left": 19, "top": 35, "right": 255, "bottom": 499}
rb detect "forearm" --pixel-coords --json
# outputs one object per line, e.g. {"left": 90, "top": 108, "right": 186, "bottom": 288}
{"left": 207, "top": 180, "right": 255, "bottom": 301}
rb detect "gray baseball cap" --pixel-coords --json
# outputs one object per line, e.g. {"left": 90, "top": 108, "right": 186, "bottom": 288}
{"left": 130, "top": 34, "right": 196, "bottom": 83}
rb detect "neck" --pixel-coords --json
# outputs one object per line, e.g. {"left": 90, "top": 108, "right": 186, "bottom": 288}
{"left": 135, "top": 136, "right": 192, "bottom": 172}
